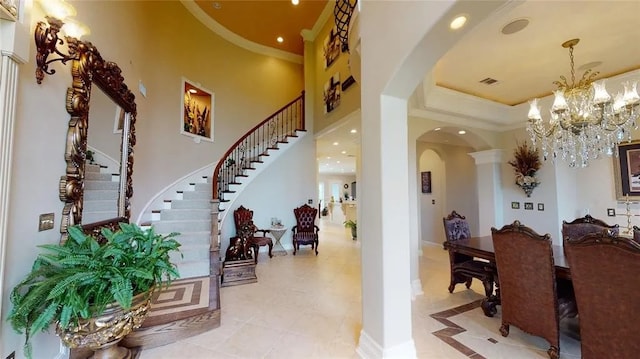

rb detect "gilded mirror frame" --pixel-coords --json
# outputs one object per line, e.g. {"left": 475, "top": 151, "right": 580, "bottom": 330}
{"left": 59, "top": 37, "right": 137, "bottom": 237}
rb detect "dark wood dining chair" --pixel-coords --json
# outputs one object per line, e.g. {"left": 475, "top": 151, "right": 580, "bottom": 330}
{"left": 233, "top": 206, "right": 272, "bottom": 264}
{"left": 292, "top": 204, "right": 319, "bottom": 255}
{"left": 443, "top": 211, "right": 494, "bottom": 300}
{"left": 491, "top": 220, "right": 576, "bottom": 359}
{"left": 561, "top": 214, "right": 619, "bottom": 241}
{"left": 564, "top": 231, "right": 640, "bottom": 359}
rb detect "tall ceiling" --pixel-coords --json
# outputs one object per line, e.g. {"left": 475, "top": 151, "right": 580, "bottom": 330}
{"left": 195, "top": 0, "right": 328, "bottom": 56}
{"left": 189, "top": 1, "right": 640, "bottom": 174}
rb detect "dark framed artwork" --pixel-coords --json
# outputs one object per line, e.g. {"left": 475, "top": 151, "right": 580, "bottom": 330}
{"left": 511, "top": 202, "right": 520, "bottom": 209}
{"left": 181, "top": 78, "right": 214, "bottom": 142}
{"left": 607, "top": 208, "right": 616, "bottom": 217}
{"left": 613, "top": 140, "right": 640, "bottom": 200}
{"left": 421, "top": 171, "right": 432, "bottom": 194}
{"left": 323, "top": 25, "right": 341, "bottom": 69}
{"left": 524, "top": 202, "right": 534, "bottom": 210}
{"left": 323, "top": 73, "right": 341, "bottom": 114}
{"left": 537, "top": 203, "right": 545, "bottom": 211}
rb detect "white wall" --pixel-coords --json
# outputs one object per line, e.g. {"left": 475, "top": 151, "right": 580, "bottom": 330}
{"left": 418, "top": 149, "right": 444, "bottom": 244}
{"left": 220, "top": 135, "right": 316, "bottom": 254}
{"left": 2, "top": 1, "right": 306, "bottom": 357}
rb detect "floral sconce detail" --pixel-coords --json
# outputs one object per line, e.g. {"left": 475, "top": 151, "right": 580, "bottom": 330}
{"left": 509, "top": 141, "right": 541, "bottom": 197}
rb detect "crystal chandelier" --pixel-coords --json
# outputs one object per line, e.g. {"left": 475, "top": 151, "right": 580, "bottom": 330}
{"left": 526, "top": 38, "right": 640, "bottom": 167}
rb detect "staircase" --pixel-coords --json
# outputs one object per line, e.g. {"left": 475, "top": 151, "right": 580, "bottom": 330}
{"left": 123, "top": 92, "right": 306, "bottom": 350}
{"left": 83, "top": 163, "right": 119, "bottom": 223}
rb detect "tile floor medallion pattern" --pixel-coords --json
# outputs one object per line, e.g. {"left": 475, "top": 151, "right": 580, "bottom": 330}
{"left": 143, "top": 276, "right": 211, "bottom": 327}
{"left": 139, "top": 216, "right": 582, "bottom": 358}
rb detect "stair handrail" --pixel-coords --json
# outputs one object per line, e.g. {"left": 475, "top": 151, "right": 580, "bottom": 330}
{"left": 212, "top": 91, "right": 305, "bottom": 200}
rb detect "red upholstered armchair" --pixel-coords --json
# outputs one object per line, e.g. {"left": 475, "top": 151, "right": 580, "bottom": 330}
{"left": 233, "top": 206, "right": 273, "bottom": 264}
{"left": 292, "top": 204, "right": 319, "bottom": 255}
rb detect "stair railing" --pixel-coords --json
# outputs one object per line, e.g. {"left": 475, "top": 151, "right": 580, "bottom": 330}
{"left": 212, "top": 91, "right": 305, "bottom": 202}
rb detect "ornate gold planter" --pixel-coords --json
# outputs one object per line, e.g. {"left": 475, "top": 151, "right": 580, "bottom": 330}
{"left": 57, "top": 290, "right": 152, "bottom": 359}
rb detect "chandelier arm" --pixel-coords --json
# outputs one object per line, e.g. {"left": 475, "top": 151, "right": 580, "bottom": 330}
{"left": 528, "top": 121, "right": 557, "bottom": 139}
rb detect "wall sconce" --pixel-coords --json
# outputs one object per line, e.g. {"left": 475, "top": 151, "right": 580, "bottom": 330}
{"left": 34, "top": 0, "right": 90, "bottom": 84}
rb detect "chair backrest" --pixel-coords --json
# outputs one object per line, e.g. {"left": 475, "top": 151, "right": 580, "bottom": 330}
{"left": 561, "top": 214, "right": 619, "bottom": 241}
{"left": 632, "top": 225, "right": 640, "bottom": 243}
{"left": 294, "top": 204, "right": 317, "bottom": 232}
{"left": 234, "top": 206, "right": 254, "bottom": 234}
{"left": 491, "top": 220, "right": 560, "bottom": 348}
{"left": 564, "top": 232, "right": 640, "bottom": 358}
{"left": 443, "top": 211, "right": 471, "bottom": 241}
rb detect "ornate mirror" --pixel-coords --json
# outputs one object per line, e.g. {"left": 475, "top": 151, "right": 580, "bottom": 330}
{"left": 54, "top": 36, "right": 137, "bottom": 237}
{"left": 34, "top": 17, "right": 136, "bottom": 238}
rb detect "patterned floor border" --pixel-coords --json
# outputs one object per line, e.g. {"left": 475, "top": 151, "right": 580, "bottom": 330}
{"left": 430, "top": 299, "right": 497, "bottom": 359}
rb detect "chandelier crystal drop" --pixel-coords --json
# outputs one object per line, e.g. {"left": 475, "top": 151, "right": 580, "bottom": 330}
{"left": 526, "top": 38, "right": 640, "bottom": 168}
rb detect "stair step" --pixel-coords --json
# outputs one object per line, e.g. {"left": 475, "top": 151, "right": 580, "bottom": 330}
{"left": 182, "top": 190, "right": 210, "bottom": 200}
{"left": 161, "top": 208, "right": 211, "bottom": 221}
{"left": 171, "top": 244, "right": 210, "bottom": 262}
{"left": 83, "top": 211, "right": 118, "bottom": 223}
{"left": 85, "top": 172, "right": 113, "bottom": 181}
{"left": 267, "top": 147, "right": 278, "bottom": 150}
{"left": 85, "top": 180, "right": 119, "bottom": 190}
{"left": 84, "top": 199, "right": 118, "bottom": 212}
{"left": 84, "top": 189, "right": 119, "bottom": 200}
{"left": 175, "top": 260, "right": 210, "bottom": 278}
{"left": 242, "top": 167, "right": 256, "bottom": 170}
{"left": 175, "top": 231, "right": 211, "bottom": 246}
{"left": 170, "top": 199, "right": 212, "bottom": 210}
{"left": 153, "top": 219, "right": 211, "bottom": 233}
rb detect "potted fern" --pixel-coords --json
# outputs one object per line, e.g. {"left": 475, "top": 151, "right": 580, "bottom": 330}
{"left": 8, "top": 223, "right": 182, "bottom": 359}
{"left": 344, "top": 220, "right": 357, "bottom": 240}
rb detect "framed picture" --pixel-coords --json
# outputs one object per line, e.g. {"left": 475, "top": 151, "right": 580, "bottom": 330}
{"left": 537, "top": 203, "right": 545, "bottom": 211}
{"left": 511, "top": 202, "right": 520, "bottom": 209}
{"left": 607, "top": 208, "right": 616, "bottom": 217}
{"left": 323, "top": 25, "right": 341, "bottom": 69}
{"left": 323, "top": 73, "right": 341, "bottom": 114}
{"left": 181, "top": 78, "right": 214, "bottom": 142}
{"left": 613, "top": 140, "right": 640, "bottom": 200}
{"left": 113, "top": 106, "right": 125, "bottom": 134}
{"left": 524, "top": 202, "right": 534, "bottom": 210}
{"left": 421, "top": 171, "right": 432, "bottom": 194}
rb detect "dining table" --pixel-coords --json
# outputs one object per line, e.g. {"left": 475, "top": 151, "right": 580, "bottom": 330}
{"left": 443, "top": 235, "right": 571, "bottom": 317}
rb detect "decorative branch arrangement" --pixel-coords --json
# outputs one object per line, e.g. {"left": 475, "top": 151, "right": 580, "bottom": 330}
{"left": 509, "top": 141, "right": 542, "bottom": 197}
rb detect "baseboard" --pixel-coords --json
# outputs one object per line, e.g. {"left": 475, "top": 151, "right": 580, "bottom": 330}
{"left": 411, "top": 279, "right": 424, "bottom": 299}
{"left": 356, "top": 329, "right": 417, "bottom": 358}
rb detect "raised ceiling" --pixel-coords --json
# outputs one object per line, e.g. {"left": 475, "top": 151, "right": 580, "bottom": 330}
{"left": 188, "top": 1, "right": 640, "bottom": 174}
{"left": 195, "top": 0, "right": 328, "bottom": 56}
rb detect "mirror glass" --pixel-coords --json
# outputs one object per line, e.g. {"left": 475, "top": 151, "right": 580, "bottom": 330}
{"left": 57, "top": 36, "right": 136, "bottom": 238}
{"left": 83, "top": 87, "right": 125, "bottom": 224}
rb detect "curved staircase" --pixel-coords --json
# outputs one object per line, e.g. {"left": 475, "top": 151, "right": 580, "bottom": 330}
{"left": 122, "top": 92, "right": 306, "bottom": 351}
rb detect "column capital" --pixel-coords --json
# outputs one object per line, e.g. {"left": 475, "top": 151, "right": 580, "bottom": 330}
{"left": 469, "top": 149, "right": 504, "bottom": 165}
{"left": 301, "top": 29, "right": 315, "bottom": 42}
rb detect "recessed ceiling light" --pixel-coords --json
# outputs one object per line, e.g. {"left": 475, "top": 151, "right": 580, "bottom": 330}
{"left": 337, "top": 161, "right": 341, "bottom": 164}
{"left": 458, "top": 130, "right": 466, "bottom": 135}
{"left": 350, "top": 129, "right": 357, "bottom": 133}
{"left": 188, "top": 89, "right": 197, "bottom": 94}
{"left": 213, "top": 2, "right": 221, "bottom": 10}
{"left": 276, "top": 36, "right": 284, "bottom": 43}
{"left": 327, "top": 156, "right": 331, "bottom": 159}
{"left": 333, "top": 142, "right": 339, "bottom": 146}
{"left": 501, "top": 18, "right": 529, "bottom": 35}
{"left": 291, "top": 0, "right": 299, "bottom": 5}
{"left": 341, "top": 150, "right": 347, "bottom": 154}
{"left": 434, "top": 127, "right": 441, "bottom": 131}
{"left": 450, "top": 15, "right": 467, "bottom": 30}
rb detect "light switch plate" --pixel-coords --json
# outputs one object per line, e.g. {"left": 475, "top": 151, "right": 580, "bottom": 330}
{"left": 38, "top": 213, "right": 54, "bottom": 231}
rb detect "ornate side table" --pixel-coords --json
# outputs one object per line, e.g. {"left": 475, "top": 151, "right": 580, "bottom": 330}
{"left": 269, "top": 226, "right": 288, "bottom": 255}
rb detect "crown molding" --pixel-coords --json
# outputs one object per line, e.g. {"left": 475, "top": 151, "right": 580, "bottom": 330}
{"left": 180, "top": 0, "right": 302, "bottom": 64}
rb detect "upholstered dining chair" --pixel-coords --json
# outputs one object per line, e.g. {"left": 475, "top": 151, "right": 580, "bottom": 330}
{"left": 233, "top": 206, "right": 273, "bottom": 264}
{"left": 564, "top": 231, "right": 640, "bottom": 359}
{"left": 442, "top": 211, "right": 494, "bottom": 300}
{"left": 491, "top": 221, "right": 576, "bottom": 359}
{"left": 561, "top": 214, "right": 619, "bottom": 241}
{"left": 632, "top": 225, "right": 640, "bottom": 243}
{"left": 292, "top": 204, "right": 319, "bottom": 255}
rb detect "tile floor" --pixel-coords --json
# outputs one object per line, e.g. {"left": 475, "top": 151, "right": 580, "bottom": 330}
{"left": 140, "top": 220, "right": 581, "bottom": 359}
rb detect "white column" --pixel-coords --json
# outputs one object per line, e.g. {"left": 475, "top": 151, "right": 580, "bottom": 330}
{"left": 358, "top": 95, "right": 416, "bottom": 358}
{"left": 469, "top": 150, "right": 504, "bottom": 235}
{"left": 301, "top": 30, "right": 315, "bottom": 131}
{"left": 407, "top": 125, "right": 422, "bottom": 298}
{"left": 1, "top": 5, "right": 30, "bottom": 327}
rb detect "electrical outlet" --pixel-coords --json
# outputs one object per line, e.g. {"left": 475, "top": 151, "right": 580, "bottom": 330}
{"left": 6, "top": 351, "right": 16, "bottom": 359}
{"left": 39, "top": 213, "right": 54, "bottom": 231}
